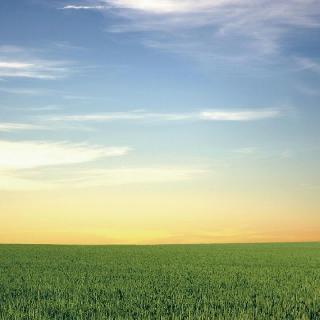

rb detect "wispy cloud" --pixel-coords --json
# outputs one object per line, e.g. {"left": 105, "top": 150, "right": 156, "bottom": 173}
{"left": 80, "top": 167, "right": 207, "bottom": 186}
{"left": 47, "top": 108, "right": 282, "bottom": 123}
{"left": 0, "top": 172, "right": 50, "bottom": 191}
{"left": 0, "top": 87, "right": 52, "bottom": 96}
{"left": 0, "top": 59, "right": 71, "bottom": 79}
{"left": 48, "top": 111, "right": 193, "bottom": 122}
{"left": 62, "top": 5, "right": 108, "bottom": 10}
{"left": 232, "top": 146, "right": 296, "bottom": 160}
{"left": 0, "top": 165, "right": 207, "bottom": 190}
{"left": 2, "top": 105, "right": 61, "bottom": 113}
{"left": 62, "top": 0, "right": 320, "bottom": 63}
{"left": 0, "top": 46, "right": 72, "bottom": 79}
{"left": 37, "top": 166, "right": 208, "bottom": 187}
{"left": 0, "top": 45, "right": 25, "bottom": 54}
{"left": 0, "top": 123, "right": 43, "bottom": 132}
{"left": 0, "top": 140, "right": 131, "bottom": 170}
{"left": 0, "top": 139, "right": 132, "bottom": 190}
{"left": 233, "top": 147, "right": 258, "bottom": 155}
{"left": 0, "top": 86, "right": 97, "bottom": 102}
{"left": 103, "top": 0, "right": 214, "bottom": 14}
{"left": 200, "top": 109, "right": 281, "bottom": 121}
{"left": 296, "top": 57, "right": 320, "bottom": 73}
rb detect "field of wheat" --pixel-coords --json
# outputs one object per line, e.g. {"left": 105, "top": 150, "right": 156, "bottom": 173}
{"left": 0, "top": 243, "right": 319, "bottom": 319}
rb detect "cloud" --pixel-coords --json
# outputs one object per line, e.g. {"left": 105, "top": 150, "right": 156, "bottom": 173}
{"left": 0, "top": 46, "right": 72, "bottom": 79}
{"left": 48, "top": 111, "right": 194, "bottom": 122}
{"left": 0, "top": 86, "right": 98, "bottom": 100}
{"left": 102, "top": 0, "right": 320, "bottom": 31}
{"left": 0, "top": 45, "right": 25, "bottom": 54}
{"left": 43, "top": 167, "right": 208, "bottom": 187}
{"left": 47, "top": 108, "right": 282, "bottom": 123}
{"left": 200, "top": 109, "right": 281, "bottom": 121}
{"left": 62, "top": 0, "right": 320, "bottom": 62}
{"left": 0, "top": 62, "right": 35, "bottom": 69}
{"left": 0, "top": 139, "right": 132, "bottom": 190}
{"left": 0, "top": 172, "right": 50, "bottom": 191}
{"left": 0, "top": 87, "right": 52, "bottom": 96}
{"left": 104, "top": 0, "right": 221, "bottom": 14}
{"left": 296, "top": 57, "right": 320, "bottom": 73}
{"left": 62, "top": 5, "right": 108, "bottom": 10}
{"left": 85, "top": 167, "right": 207, "bottom": 185}
{"left": 0, "top": 123, "right": 43, "bottom": 132}
{"left": 0, "top": 140, "right": 131, "bottom": 170}
{"left": 0, "top": 60, "right": 71, "bottom": 79}
{"left": 233, "top": 147, "right": 258, "bottom": 155}
{"left": 0, "top": 166, "right": 207, "bottom": 190}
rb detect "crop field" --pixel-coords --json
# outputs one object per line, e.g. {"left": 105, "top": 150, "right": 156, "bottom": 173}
{"left": 0, "top": 243, "right": 320, "bottom": 319}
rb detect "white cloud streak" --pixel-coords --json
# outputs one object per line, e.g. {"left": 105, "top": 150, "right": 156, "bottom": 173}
{"left": 62, "top": 0, "right": 320, "bottom": 61}
{"left": 103, "top": 0, "right": 223, "bottom": 14}
{"left": 47, "top": 109, "right": 282, "bottom": 123}
{"left": 0, "top": 139, "right": 133, "bottom": 190}
{"left": 0, "top": 140, "right": 130, "bottom": 170}
{"left": 200, "top": 109, "right": 281, "bottom": 121}
{"left": 0, "top": 123, "right": 43, "bottom": 132}
{"left": 43, "top": 167, "right": 208, "bottom": 187}
{"left": 49, "top": 111, "right": 193, "bottom": 122}
{"left": 0, "top": 166, "right": 207, "bottom": 190}
{"left": 0, "top": 87, "right": 52, "bottom": 96}
{"left": 0, "top": 59, "right": 71, "bottom": 79}
{"left": 62, "top": 5, "right": 108, "bottom": 10}
{"left": 0, "top": 46, "right": 72, "bottom": 79}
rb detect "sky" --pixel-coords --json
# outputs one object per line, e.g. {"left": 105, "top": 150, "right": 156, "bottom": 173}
{"left": 0, "top": 0, "right": 320, "bottom": 244}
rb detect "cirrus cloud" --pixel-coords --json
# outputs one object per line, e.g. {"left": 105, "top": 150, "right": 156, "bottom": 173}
{"left": 0, "top": 123, "right": 43, "bottom": 132}
{"left": 0, "top": 46, "right": 73, "bottom": 79}
{"left": 62, "top": 0, "right": 320, "bottom": 61}
{"left": 0, "top": 140, "right": 131, "bottom": 169}
{"left": 46, "top": 108, "right": 282, "bottom": 123}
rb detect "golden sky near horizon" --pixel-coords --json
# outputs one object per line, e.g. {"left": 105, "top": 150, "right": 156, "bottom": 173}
{"left": 1, "top": 179, "right": 319, "bottom": 244}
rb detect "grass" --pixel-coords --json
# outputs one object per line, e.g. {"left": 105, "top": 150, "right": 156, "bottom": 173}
{"left": 0, "top": 242, "right": 319, "bottom": 319}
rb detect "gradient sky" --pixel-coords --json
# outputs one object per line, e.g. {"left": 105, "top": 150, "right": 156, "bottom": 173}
{"left": 0, "top": 0, "right": 320, "bottom": 244}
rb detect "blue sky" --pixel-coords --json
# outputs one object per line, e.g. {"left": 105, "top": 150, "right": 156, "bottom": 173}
{"left": 1, "top": 0, "right": 320, "bottom": 180}
{"left": 0, "top": 0, "right": 320, "bottom": 243}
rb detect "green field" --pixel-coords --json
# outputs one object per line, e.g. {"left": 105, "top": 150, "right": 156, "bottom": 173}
{"left": 0, "top": 243, "right": 319, "bottom": 319}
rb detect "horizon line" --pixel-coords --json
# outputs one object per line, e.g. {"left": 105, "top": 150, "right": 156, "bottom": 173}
{"left": 1, "top": 240, "right": 319, "bottom": 247}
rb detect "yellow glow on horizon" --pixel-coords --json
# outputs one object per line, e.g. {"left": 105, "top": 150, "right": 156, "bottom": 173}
{"left": 1, "top": 186, "right": 319, "bottom": 244}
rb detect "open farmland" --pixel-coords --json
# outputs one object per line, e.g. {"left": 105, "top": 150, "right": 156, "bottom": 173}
{"left": 0, "top": 243, "right": 319, "bottom": 319}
